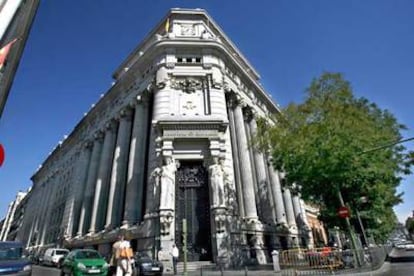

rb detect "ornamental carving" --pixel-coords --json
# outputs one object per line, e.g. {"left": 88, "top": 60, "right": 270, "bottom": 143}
{"left": 180, "top": 24, "right": 196, "bottom": 36}
{"left": 160, "top": 211, "right": 174, "bottom": 236}
{"left": 170, "top": 77, "right": 203, "bottom": 93}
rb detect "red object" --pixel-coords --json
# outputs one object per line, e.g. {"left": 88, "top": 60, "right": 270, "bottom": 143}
{"left": 0, "top": 143, "right": 4, "bottom": 167}
{"left": 0, "top": 38, "right": 18, "bottom": 70}
{"left": 338, "top": 206, "right": 350, "bottom": 218}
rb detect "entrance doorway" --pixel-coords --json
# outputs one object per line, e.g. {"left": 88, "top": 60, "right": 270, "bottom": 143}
{"left": 175, "top": 161, "right": 212, "bottom": 261}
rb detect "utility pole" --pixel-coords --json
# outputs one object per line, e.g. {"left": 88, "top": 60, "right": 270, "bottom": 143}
{"left": 337, "top": 190, "right": 362, "bottom": 267}
{"left": 182, "top": 218, "right": 187, "bottom": 276}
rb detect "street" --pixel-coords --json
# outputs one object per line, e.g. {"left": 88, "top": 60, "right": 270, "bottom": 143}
{"left": 32, "top": 265, "right": 61, "bottom": 276}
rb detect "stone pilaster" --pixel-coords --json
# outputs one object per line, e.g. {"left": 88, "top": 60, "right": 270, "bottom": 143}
{"left": 88, "top": 121, "right": 117, "bottom": 234}
{"left": 123, "top": 95, "right": 149, "bottom": 226}
{"left": 77, "top": 132, "right": 103, "bottom": 236}
{"left": 105, "top": 108, "right": 133, "bottom": 230}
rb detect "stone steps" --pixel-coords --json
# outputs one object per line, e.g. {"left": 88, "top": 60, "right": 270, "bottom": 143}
{"left": 176, "top": 261, "right": 213, "bottom": 273}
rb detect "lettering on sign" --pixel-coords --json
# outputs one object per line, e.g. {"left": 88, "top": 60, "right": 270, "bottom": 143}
{"left": 163, "top": 129, "right": 218, "bottom": 138}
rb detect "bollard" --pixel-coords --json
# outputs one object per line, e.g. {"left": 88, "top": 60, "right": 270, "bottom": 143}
{"left": 272, "top": 250, "right": 281, "bottom": 273}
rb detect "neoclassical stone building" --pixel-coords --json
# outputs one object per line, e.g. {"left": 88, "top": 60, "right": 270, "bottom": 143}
{"left": 20, "top": 9, "right": 314, "bottom": 267}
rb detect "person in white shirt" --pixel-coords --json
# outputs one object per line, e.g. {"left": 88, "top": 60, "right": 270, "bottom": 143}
{"left": 112, "top": 235, "right": 133, "bottom": 276}
{"left": 171, "top": 244, "right": 179, "bottom": 275}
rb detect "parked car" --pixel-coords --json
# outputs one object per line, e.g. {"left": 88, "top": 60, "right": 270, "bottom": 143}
{"left": 42, "top": 248, "right": 69, "bottom": 267}
{"left": 0, "top": 241, "right": 32, "bottom": 275}
{"left": 60, "top": 249, "right": 109, "bottom": 276}
{"left": 133, "top": 252, "right": 163, "bottom": 276}
{"left": 405, "top": 243, "right": 414, "bottom": 251}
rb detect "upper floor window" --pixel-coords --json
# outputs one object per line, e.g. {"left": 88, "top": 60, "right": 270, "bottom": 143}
{"left": 176, "top": 56, "right": 202, "bottom": 64}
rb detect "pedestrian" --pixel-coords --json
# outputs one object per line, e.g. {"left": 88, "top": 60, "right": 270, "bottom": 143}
{"left": 112, "top": 234, "right": 133, "bottom": 276}
{"left": 171, "top": 243, "right": 179, "bottom": 275}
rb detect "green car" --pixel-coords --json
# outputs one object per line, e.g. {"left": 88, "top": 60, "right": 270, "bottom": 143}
{"left": 61, "top": 249, "right": 109, "bottom": 276}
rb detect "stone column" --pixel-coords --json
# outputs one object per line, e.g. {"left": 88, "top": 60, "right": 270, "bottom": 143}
{"left": 88, "top": 121, "right": 117, "bottom": 234}
{"left": 70, "top": 142, "right": 93, "bottom": 237}
{"left": 292, "top": 190, "right": 303, "bottom": 226}
{"left": 233, "top": 102, "right": 258, "bottom": 220}
{"left": 249, "top": 116, "right": 273, "bottom": 222}
{"left": 226, "top": 97, "right": 244, "bottom": 217}
{"left": 77, "top": 133, "right": 103, "bottom": 236}
{"left": 105, "top": 108, "right": 133, "bottom": 230}
{"left": 300, "top": 199, "right": 314, "bottom": 248}
{"left": 123, "top": 95, "right": 149, "bottom": 226}
{"left": 268, "top": 165, "right": 287, "bottom": 226}
{"left": 283, "top": 187, "right": 296, "bottom": 230}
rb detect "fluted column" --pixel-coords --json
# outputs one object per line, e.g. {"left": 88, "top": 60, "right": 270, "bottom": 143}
{"left": 227, "top": 97, "right": 245, "bottom": 216}
{"left": 0, "top": 203, "right": 12, "bottom": 240}
{"left": 233, "top": 101, "right": 258, "bottom": 220}
{"left": 69, "top": 142, "right": 93, "bottom": 237}
{"left": 88, "top": 121, "right": 117, "bottom": 233}
{"left": 123, "top": 96, "right": 149, "bottom": 226}
{"left": 268, "top": 166, "right": 287, "bottom": 225}
{"left": 77, "top": 133, "right": 103, "bottom": 236}
{"left": 105, "top": 108, "right": 133, "bottom": 230}
{"left": 249, "top": 116, "right": 274, "bottom": 222}
{"left": 292, "top": 190, "right": 303, "bottom": 226}
{"left": 283, "top": 187, "right": 297, "bottom": 229}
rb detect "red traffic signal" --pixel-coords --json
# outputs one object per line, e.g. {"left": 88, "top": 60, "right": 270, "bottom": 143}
{"left": 0, "top": 143, "right": 4, "bottom": 167}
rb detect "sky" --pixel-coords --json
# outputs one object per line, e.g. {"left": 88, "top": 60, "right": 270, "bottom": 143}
{"left": 0, "top": 0, "right": 413, "bottom": 224}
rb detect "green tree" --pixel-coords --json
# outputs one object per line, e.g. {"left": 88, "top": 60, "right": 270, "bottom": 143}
{"left": 406, "top": 215, "right": 414, "bottom": 236}
{"left": 257, "top": 72, "right": 411, "bottom": 242}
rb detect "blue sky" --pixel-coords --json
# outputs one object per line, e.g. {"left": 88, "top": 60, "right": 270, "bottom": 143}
{"left": 0, "top": 0, "right": 413, "bottom": 223}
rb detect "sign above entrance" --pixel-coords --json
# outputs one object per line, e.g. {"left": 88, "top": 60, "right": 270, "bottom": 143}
{"left": 163, "top": 129, "right": 218, "bottom": 138}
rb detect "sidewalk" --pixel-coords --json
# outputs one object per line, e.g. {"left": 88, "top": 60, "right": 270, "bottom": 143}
{"left": 163, "top": 262, "right": 391, "bottom": 276}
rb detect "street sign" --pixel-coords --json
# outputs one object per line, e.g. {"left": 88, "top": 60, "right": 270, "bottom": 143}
{"left": 338, "top": 206, "right": 350, "bottom": 218}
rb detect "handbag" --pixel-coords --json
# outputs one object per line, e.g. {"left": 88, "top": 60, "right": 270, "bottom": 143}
{"left": 119, "top": 247, "right": 133, "bottom": 258}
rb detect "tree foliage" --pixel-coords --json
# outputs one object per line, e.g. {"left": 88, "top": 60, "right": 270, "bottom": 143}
{"left": 406, "top": 215, "right": 414, "bottom": 235}
{"left": 256, "top": 72, "right": 411, "bottom": 242}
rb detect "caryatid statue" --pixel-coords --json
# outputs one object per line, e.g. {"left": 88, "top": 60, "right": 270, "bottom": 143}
{"left": 209, "top": 156, "right": 225, "bottom": 207}
{"left": 159, "top": 156, "right": 176, "bottom": 210}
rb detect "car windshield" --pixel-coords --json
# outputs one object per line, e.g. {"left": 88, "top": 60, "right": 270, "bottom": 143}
{"left": 56, "top": 250, "right": 68, "bottom": 255}
{"left": 0, "top": 244, "right": 23, "bottom": 260}
{"left": 75, "top": 251, "right": 101, "bottom": 259}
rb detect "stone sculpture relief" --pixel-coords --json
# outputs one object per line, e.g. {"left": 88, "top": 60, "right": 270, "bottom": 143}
{"left": 170, "top": 77, "right": 203, "bottom": 93}
{"left": 159, "top": 210, "right": 174, "bottom": 236}
{"left": 214, "top": 210, "right": 227, "bottom": 233}
{"left": 159, "top": 156, "right": 176, "bottom": 210}
{"left": 209, "top": 157, "right": 225, "bottom": 207}
{"left": 156, "top": 67, "right": 169, "bottom": 89}
{"left": 180, "top": 24, "right": 196, "bottom": 36}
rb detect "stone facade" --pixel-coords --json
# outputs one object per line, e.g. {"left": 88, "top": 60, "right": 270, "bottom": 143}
{"left": 18, "top": 9, "right": 316, "bottom": 268}
{"left": 0, "top": 191, "right": 27, "bottom": 241}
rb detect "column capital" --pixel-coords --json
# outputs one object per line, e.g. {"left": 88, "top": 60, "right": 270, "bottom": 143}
{"left": 93, "top": 130, "right": 104, "bottom": 142}
{"left": 82, "top": 140, "right": 93, "bottom": 150}
{"left": 119, "top": 107, "right": 133, "bottom": 119}
{"left": 129, "top": 93, "right": 150, "bottom": 108}
{"left": 243, "top": 106, "right": 256, "bottom": 122}
{"left": 105, "top": 120, "right": 117, "bottom": 131}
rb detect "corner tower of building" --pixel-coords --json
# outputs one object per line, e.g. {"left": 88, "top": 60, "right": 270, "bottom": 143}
{"left": 21, "top": 8, "right": 314, "bottom": 268}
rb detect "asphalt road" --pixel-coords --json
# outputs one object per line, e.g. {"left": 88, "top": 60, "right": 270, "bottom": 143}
{"left": 32, "top": 265, "right": 61, "bottom": 276}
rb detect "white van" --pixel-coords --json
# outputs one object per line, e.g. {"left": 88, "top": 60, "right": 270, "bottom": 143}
{"left": 42, "top": 248, "right": 69, "bottom": 267}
